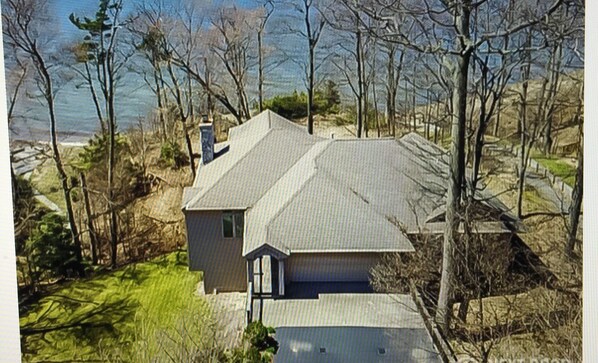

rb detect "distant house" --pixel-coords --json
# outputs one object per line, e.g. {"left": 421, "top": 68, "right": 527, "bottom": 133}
{"left": 182, "top": 110, "right": 517, "bottom": 295}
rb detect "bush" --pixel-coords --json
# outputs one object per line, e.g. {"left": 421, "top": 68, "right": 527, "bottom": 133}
{"left": 77, "top": 133, "right": 147, "bottom": 200}
{"left": 263, "top": 83, "right": 341, "bottom": 119}
{"left": 229, "top": 321, "right": 278, "bottom": 363}
{"left": 26, "top": 213, "right": 84, "bottom": 280}
{"left": 13, "top": 175, "right": 40, "bottom": 252}
{"left": 263, "top": 91, "right": 309, "bottom": 119}
{"left": 160, "top": 141, "right": 189, "bottom": 169}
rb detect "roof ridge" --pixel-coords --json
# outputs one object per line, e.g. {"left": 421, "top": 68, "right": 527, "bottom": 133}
{"left": 267, "top": 109, "right": 272, "bottom": 128}
{"left": 262, "top": 172, "right": 318, "bottom": 253}
{"left": 243, "top": 140, "right": 332, "bottom": 256}
{"left": 185, "top": 129, "right": 273, "bottom": 209}
{"left": 268, "top": 111, "right": 326, "bottom": 138}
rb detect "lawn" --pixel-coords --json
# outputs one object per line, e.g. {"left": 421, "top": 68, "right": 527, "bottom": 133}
{"left": 532, "top": 153, "right": 576, "bottom": 186}
{"left": 19, "top": 251, "right": 209, "bottom": 362}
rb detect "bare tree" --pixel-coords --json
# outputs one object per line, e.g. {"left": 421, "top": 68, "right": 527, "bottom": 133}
{"left": 164, "top": 12, "right": 249, "bottom": 125}
{"left": 468, "top": 53, "right": 516, "bottom": 195}
{"left": 210, "top": 7, "right": 256, "bottom": 121}
{"left": 257, "top": 1, "right": 275, "bottom": 113}
{"left": 299, "top": 0, "right": 326, "bottom": 135}
{"left": 3, "top": 0, "right": 84, "bottom": 276}
{"left": 514, "top": 31, "right": 536, "bottom": 219}
{"left": 355, "top": 0, "right": 565, "bottom": 332}
{"left": 384, "top": 43, "right": 404, "bottom": 137}
{"left": 328, "top": 2, "right": 370, "bottom": 138}
{"left": 6, "top": 56, "right": 28, "bottom": 197}
{"left": 129, "top": 1, "right": 171, "bottom": 141}
{"left": 70, "top": 0, "right": 128, "bottom": 268}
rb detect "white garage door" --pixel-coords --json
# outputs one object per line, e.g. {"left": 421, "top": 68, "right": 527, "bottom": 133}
{"left": 286, "top": 253, "right": 380, "bottom": 282}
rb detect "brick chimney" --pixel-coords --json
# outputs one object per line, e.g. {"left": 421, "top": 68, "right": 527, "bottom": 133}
{"left": 199, "top": 124, "right": 214, "bottom": 165}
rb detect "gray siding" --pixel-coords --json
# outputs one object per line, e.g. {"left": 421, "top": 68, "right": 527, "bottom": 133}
{"left": 185, "top": 210, "right": 247, "bottom": 293}
{"left": 286, "top": 253, "right": 381, "bottom": 282}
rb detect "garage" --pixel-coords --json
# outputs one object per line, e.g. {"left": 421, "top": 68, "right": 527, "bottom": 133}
{"left": 286, "top": 253, "right": 380, "bottom": 282}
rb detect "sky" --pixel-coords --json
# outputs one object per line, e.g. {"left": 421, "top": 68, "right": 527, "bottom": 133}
{"left": 6, "top": 0, "right": 309, "bottom": 142}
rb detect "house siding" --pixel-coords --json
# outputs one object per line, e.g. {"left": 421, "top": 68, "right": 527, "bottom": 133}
{"left": 184, "top": 210, "right": 247, "bottom": 293}
{"left": 286, "top": 253, "right": 381, "bottom": 283}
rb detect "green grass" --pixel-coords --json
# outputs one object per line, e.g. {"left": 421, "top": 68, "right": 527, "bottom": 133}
{"left": 524, "top": 188, "right": 550, "bottom": 212}
{"left": 20, "top": 251, "right": 208, "bottom": 362}
{"left": 532, "top": 153, "right": 576, "bottom": 186}
{"left": 30, "top": 159, "right": 66, "bottom": 211}
{"left": 29, "top": 147, "right": 83, "bottom": 212}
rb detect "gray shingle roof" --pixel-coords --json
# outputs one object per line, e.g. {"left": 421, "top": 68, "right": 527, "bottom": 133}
{"left": 183, "top": 110, "right": 322, "bottom": 210}
{"left": 183, "top": 111, "right": 518, "bottom": 257}
{"left": 243, "top": 134, "right": 450, "bottom": 257}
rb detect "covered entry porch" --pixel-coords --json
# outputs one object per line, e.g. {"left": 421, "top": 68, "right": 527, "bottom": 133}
{"left": 246, "top": 245, "right": 288, "bottom": 298}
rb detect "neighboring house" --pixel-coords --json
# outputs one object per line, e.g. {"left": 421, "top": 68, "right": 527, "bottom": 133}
{"left": 182, "top": 110, "right": 517, "bottom": 295}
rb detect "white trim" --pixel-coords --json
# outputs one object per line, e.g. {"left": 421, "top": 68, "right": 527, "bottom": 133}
{"left": 279, "top": 260, "right": 285, "bottom": 296}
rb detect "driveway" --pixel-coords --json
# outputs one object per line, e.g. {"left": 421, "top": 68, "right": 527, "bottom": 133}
{"left": 254, "top": 289, "right": 441, "bottom": 362}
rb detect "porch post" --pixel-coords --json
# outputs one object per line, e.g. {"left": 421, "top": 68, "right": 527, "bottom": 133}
{"left": 278, "top": 259, "right": 285, "bottom": 296}
{"left": 247, "top": 259, "right": 254, "bottom": 288}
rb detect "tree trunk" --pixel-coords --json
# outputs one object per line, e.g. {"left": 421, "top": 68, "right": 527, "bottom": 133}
{"left": 107, "top": 51, "right": 118, "bottom": 270}
{"left": 543, "top": 41, "right": 563, "bottom": 155}
{"left": 412, "top": 63, "right": 417, "bottom": 133}
{"left": 437, "top": 1, "right": 471, "bottom": 332}
{"left": 307, "top": 36, "right": 315, "bottom": 134}
{"left": 566, "top": 144, "right": 582, "bottom": 256}
{"left": 38, "top": 56, "right": 85, "bottom": 277}
{"left": 356, "top": 28, "right": 364, "bottom": 138}
{"left": 258, "top": 29, "right": 265, "bottom": 113}
{"left": 385, "top": 46, "right": 398, "bottom": 137}
{"left": 84, "top": 61, "right": 107, "bottom": 135}
{"left": 457, "top": 299, "right": 469, "bottom": 323}
{"left": 167, "top": 61, "right": 196, "bottom": 177}
{"left": 566, "top": 84, "right": 583, "bottom": 256}
{"left": 187, "top": 69, "right": 195, "bottom": 125}
{"left": 372, "top": 40, "right": 380, "bottom": 138}
{"left": 205, "top": 58, "right": 214, "bottom": 121}
{"left": 80, "top": 172, "right": 98, "bottom": 265}
{"left": 517, "top": 37, "right": 532, "bottom": 219}
{"left": 493, "top": 95, "right": 502, "bottom": 137}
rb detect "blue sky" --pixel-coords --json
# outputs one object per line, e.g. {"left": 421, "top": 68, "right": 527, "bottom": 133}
{"left": 8, "top": 0, "right": 310, "bottom": 141}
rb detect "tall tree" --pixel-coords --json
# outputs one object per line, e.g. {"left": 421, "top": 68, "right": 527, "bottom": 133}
{"left": 328, "top": 2, "right": 369, "bottom": 138}
{"left": 257, "top": 1, "right": 275, "bottom": 113}
{"left": 210, "top": 7, "right": 255, "bottom": 122}
{"left": 129, "top": 2, "right": 171, "bottom": 141}
{"left": 384, "top": 43, "right": 404, "bottom": 137}
{"left": 299, "top": 0, "right": 325, "bottom": 135}
{"left": 70, "top": 0, "right": 126, "bottom": 268}
{"left": 355, "top": 0, "right": 564, "bottom": 331}
{"left": 3, "top": 0, "right": 85, "bottom": 276}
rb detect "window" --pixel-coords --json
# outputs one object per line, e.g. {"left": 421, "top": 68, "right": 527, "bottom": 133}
{"left": 223, "top": 211, "right": 244, "bottom": 238}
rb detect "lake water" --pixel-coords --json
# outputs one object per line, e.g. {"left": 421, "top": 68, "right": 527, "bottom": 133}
{"left": 9, "top": 74, "right": 157, "bottom": 144}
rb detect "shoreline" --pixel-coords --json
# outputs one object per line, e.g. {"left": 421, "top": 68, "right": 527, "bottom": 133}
{"left": 10, "top": 139, "right": 88, "bottom": 149}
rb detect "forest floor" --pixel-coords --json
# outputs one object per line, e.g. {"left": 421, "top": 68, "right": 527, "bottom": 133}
{"left": 451, "top": 145, "right": 582, "bottom": 361}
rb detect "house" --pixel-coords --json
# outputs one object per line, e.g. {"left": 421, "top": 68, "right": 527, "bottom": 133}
{"left": 182, "top": 110, "right": 516, "bottom": 295}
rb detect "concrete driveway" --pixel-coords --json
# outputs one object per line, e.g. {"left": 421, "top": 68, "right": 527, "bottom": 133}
{"left": 254, "top": 289, "right": 441, "bottom": 362}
